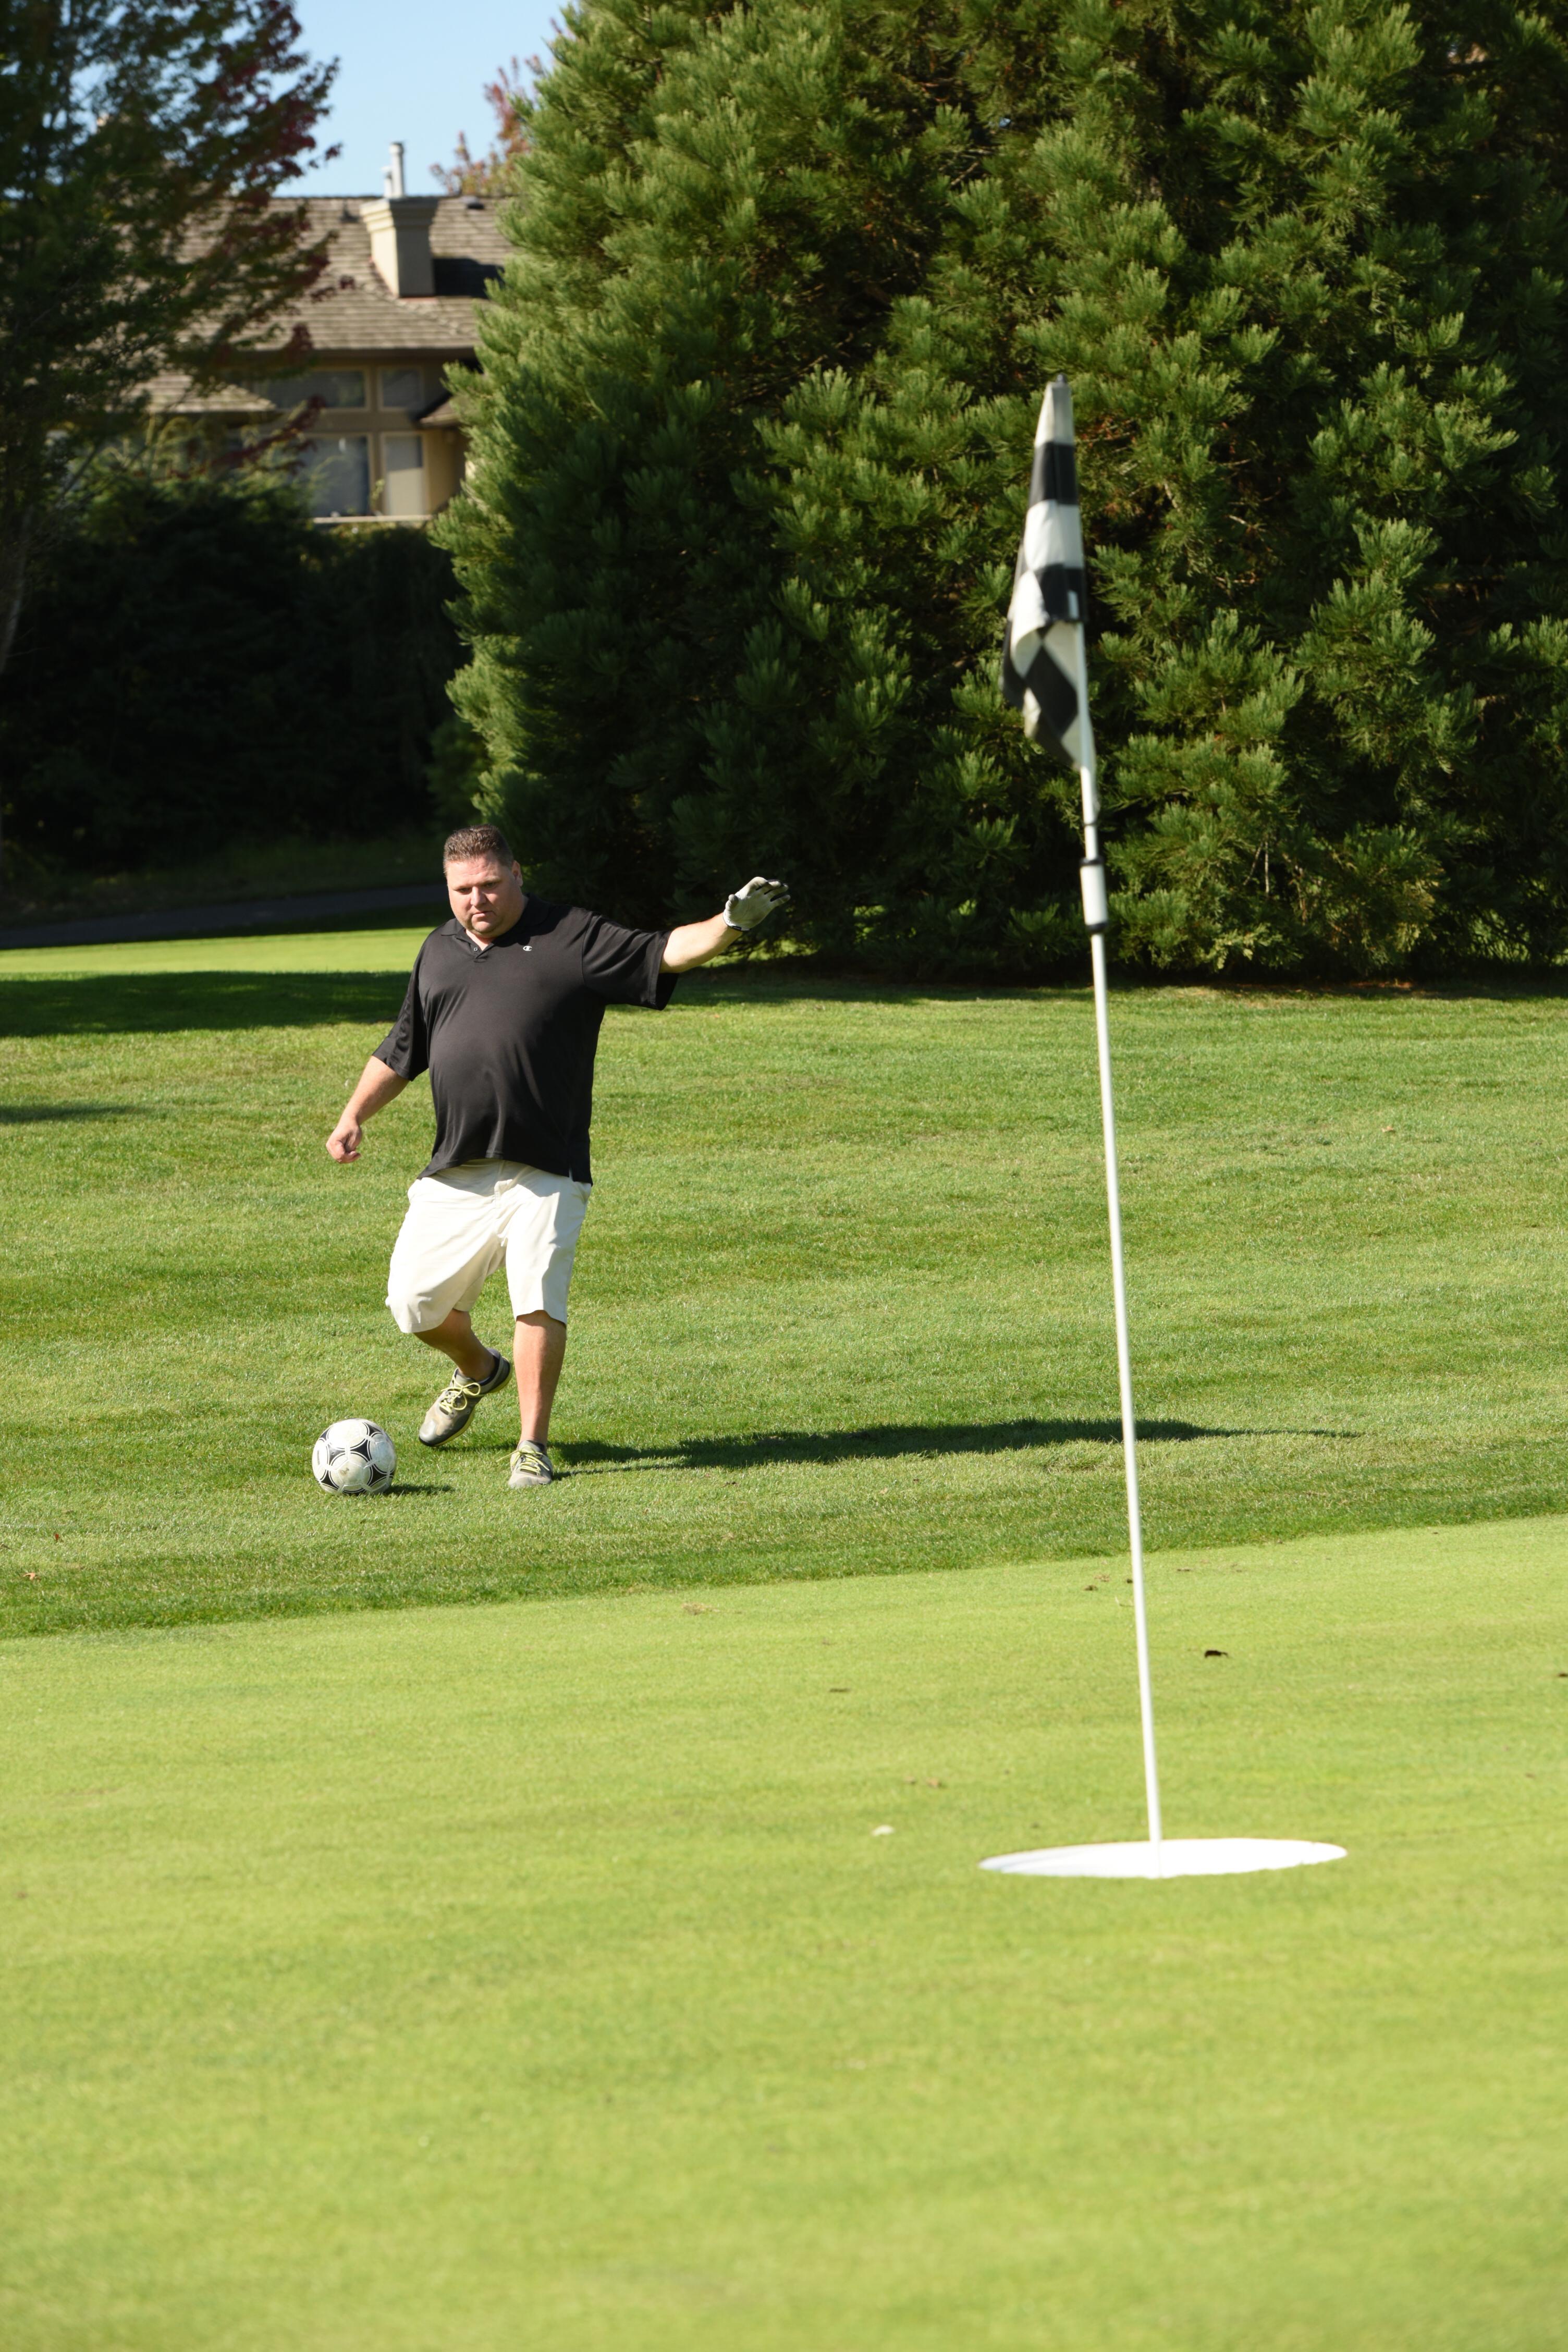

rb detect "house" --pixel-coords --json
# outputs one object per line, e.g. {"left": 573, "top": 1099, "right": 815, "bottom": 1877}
{"left": 149, "top": 143, "right": 509, "bottom": 523}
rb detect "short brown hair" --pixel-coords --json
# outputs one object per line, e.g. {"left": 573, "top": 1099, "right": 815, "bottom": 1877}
{"left": 443, "top": 823, "right": 516, "bottom": 868}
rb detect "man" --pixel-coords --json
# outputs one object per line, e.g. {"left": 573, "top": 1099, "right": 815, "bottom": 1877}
{"left": 326, "top": 825, "right": 788, "bottom": 1489}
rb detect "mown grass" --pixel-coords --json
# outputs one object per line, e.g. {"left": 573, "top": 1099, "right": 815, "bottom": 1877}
{"left": 3, "top": 930, "right": 1568, "bottom": 1639}
{"left": 4, "top": 1520, "right": 1566, "bottom": 2351}
{"left": 6, "top": 929, "right": 1568, "bottom": 2351}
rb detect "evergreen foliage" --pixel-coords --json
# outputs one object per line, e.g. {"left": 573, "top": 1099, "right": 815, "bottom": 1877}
{"left": 447, "top": 0, "right": 1568, "bottom": 973}
{"left": 1, "top": 470, "right": 460, "bottom": 868}
{"left": 0, "top": 0, "right": 334, "bottom": 691}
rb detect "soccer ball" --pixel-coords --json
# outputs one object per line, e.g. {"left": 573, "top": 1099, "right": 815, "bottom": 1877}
{"left": 312, "top": 1418, "right": 396, "bottom": 1494}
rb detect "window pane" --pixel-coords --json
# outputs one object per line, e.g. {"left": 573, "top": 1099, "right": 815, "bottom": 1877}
{"left": 302, "top": 434, "right": 371, "bottom": 516}
{"left": 320, "top": 371, "right": 366, "bottom": 409}
{"left": 380, "top": 366, "right": 424, "bottom": 411}
{"left": 248, "top": 369, "right": 365, "bottom": 412}
{"left": 382, "top": 433, "right": 426, "bottom": 518}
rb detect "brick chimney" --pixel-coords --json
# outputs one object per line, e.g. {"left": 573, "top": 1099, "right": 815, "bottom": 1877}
{"left": 363, "top": 141, "right": 438, "bottom": 297}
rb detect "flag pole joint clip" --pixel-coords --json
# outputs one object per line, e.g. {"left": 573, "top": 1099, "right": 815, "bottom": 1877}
{"left": 1079, "top": 856, "right": 1110, "bottom": 935}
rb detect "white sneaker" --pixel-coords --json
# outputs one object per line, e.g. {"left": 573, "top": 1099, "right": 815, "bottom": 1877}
{"left": 418, "top": 1352, "right": 511, "bottom": 1447}
{"left": 508, "top": 1440, "right": 555, "bottom": 1488}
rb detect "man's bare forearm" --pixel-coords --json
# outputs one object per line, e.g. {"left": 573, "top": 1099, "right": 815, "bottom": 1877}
{"left": 326, "top": 1056, "right": 408, "bottom": 1162}
{"left": 662, "top": 912, "right": 737, "bottom": 972}
{"left": 349, "top": 1055, "right": 407, "bottom": 1119}
{"left": 663, "top": 880, "right": 789, "bottom": 967}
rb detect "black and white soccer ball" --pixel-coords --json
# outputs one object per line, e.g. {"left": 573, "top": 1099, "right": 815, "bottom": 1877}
{"left": 312, "top": 1418, "right": 396, "bottom": 1494}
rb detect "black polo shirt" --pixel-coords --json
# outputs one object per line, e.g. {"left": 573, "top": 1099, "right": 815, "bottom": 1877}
{"left": 375, "top": 901, "right": 677, "bottom": 1182}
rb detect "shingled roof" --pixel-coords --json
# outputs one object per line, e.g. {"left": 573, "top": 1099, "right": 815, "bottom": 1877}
{"left": 145, "top": 190, "right": 511, "bottom": 416}
{"left": 260, "top": 192, "right": 510, "bottom": 352}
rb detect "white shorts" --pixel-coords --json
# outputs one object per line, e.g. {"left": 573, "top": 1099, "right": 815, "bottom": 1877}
{"left": 386, "top": 1161, "right": 591, "bottom": 1335}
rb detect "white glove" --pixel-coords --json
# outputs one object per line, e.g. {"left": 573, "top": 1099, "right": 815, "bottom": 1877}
{"left": 724, "top": 876, "right": 790, "bottom": 932}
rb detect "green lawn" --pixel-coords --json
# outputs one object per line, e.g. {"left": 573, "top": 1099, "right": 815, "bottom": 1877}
{"left": 4, "top": 1518, "right": 1566, "bottom": 2351}
{"left": 3, "top": 934, "right": 1568, "bottom": 1637}
{"left": 5, "top": 931, "right": 1568, "bottom": 2348}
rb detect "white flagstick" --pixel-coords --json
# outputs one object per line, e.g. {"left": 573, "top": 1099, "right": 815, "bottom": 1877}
{"left": 985, "top": 772, "right": 1346, "bottom": 1877}
{"left": 1072, "top": 640, "right": 1162, "bottom": 1858}
{"left": 983, "top": 376, "right": 1345, "bottom": 1880}
{"left": 1089, "top": 931, "right": 1161, "bottom": 1854}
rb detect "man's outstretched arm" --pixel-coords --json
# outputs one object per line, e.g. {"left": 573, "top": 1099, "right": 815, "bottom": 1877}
{"left": 662, "top": 877, "right": 790, "bottom": 972}
{"left": 662, "top": 911, "right": 738, "bottom": 973}
{"left": 326, "top": 1056, "right": 408, "bottom": 1162}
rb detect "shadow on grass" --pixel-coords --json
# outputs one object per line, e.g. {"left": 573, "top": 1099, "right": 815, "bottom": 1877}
{"left": 0, "top": 971, "right": 409, "bottom": 1039}
{"left": 0, "top": 1102, "right": 145, "bottom": 1123}
{"left": 0, "top": 964, "right": 1085, "bottom": 1041}
{"left": 0, "top": 960, "right": 1091, "bottom": 1046}
{"left": 680, "top": 964, "right": 1088, "bottom": 1008}
{"left": 8, "top": 958, "right": 1567, "bottom": 1044}
{"left": 549, "top": 1417, "right": 1352, "bottom": 1476}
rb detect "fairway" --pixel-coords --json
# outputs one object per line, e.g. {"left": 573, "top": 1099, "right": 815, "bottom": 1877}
{"left": 5, "top": 1516, "right": 1566, "bottom": 2351}
{"left": 6, "top": 933, "right": 1568, "bottom": 1637}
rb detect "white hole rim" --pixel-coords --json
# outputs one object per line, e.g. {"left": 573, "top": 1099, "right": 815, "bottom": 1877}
{"left": 980, "top": 1838, "right": 1346, "bottom": 1881}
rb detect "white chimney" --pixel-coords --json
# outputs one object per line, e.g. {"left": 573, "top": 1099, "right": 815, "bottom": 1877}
{"left": 364, "top": 141, "right": 436, "bottom": 297}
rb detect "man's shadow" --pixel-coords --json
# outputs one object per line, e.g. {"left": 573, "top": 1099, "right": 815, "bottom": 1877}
{"left": 547, "top": 1417, "right": 1351, "bottom": 1475}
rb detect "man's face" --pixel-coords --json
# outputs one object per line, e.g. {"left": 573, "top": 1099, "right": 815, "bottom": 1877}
{"left": 446, "top": 855, "right": 525, "bottom": 942}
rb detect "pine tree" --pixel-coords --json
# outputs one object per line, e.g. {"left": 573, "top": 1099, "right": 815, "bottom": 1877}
{"left": 438, "top": 0, "right": 997, "bottom": 927}
{"left": 448, "top": 0, "right": 1568, "bottom": 973}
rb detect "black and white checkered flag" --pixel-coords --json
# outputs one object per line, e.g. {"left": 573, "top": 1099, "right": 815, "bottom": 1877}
{"left": 1000, "top": 374, "right": 1094, "bottom": 776}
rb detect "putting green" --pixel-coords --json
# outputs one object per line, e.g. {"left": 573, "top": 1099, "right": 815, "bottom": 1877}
{"left": 5, "top": 1516, "right": 1565, "bottom": 2351}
